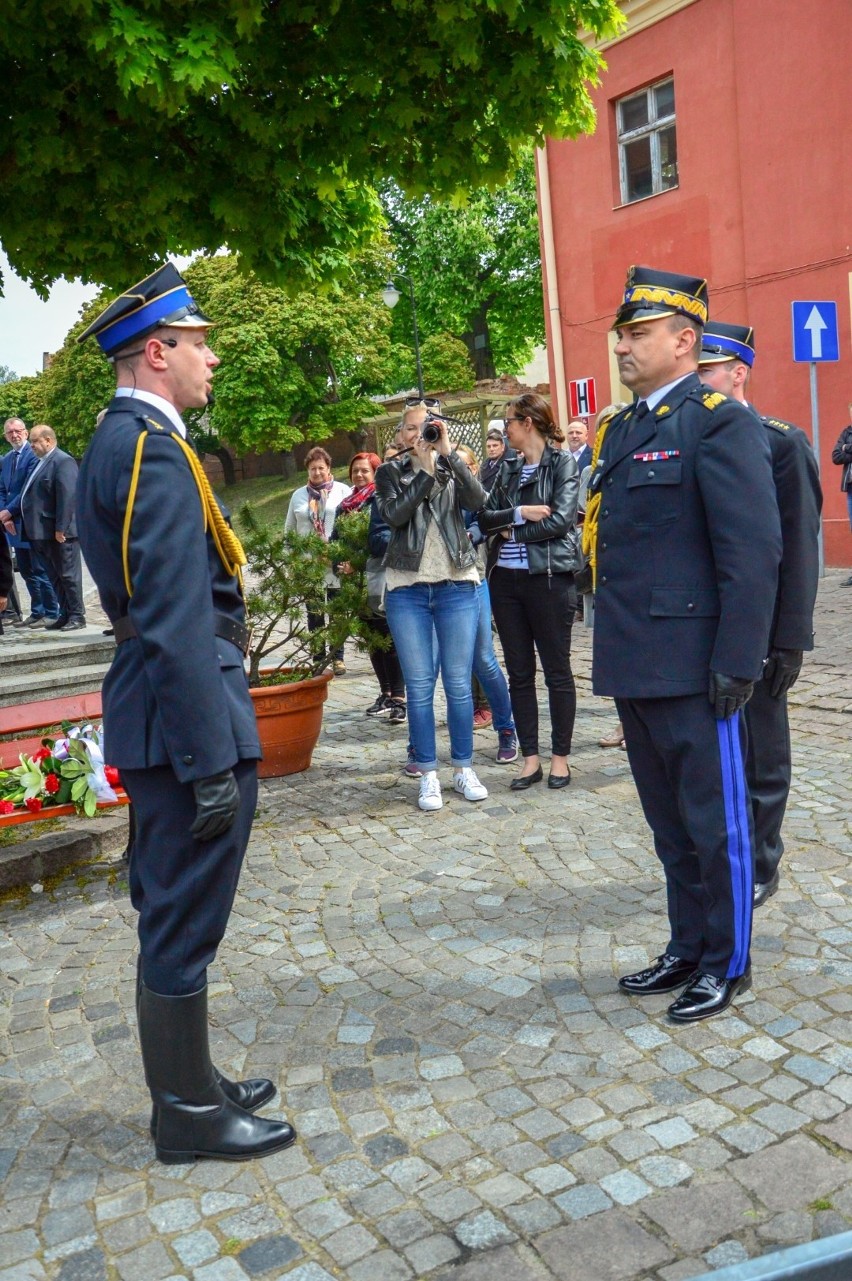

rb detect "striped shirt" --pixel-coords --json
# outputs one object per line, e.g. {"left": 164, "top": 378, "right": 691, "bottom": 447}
{"left": 496, "top": 463, "right": 539, "bottom": 570}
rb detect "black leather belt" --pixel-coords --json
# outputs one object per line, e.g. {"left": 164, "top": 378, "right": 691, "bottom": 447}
{"left": 113, "top": 613, "right": 252, "bottom": 656}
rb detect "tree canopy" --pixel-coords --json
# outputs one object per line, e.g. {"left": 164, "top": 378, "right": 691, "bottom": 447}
{"left": 1, "top": 1, "right": 623, "bottom": 295}
{"left": 382, "top": 149, "right": 545, "bottom": 378}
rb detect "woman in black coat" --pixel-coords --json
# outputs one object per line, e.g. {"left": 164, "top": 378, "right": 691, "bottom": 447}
{"left": 479, "top": 394, "right": 580, "bottom": 790}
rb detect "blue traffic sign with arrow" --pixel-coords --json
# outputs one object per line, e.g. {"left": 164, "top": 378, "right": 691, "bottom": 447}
{"left": 791, "top": 300, "right": 839, "bottom": 362}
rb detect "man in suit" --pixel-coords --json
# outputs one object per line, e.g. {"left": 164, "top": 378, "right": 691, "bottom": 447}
{"left": 588, "top": 266, "right": 782, "bottom": 1022}
{"left": 76, "top": 263, "right": 294, "bottom": 1164}
{"left": 0, "top": 418, "right": 61, "bottom": 627}
{"left": 18, "top": 425, "right": 86, "bottom": 630}
{"left": 565, "top": 419, "right": 593, "bottom": 474}
{"left": 0, "top": 517, "right": 12, "bottom": 617}
{"left": 699, "top": 322, "right": 822, "bottom": 907}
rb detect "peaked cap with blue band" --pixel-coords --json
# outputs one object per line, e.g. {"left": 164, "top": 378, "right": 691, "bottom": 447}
{"left": 613, "top": 265, "right": 709, "bottom": 329}
{"left": 699, "top": 321, "right": 755, "bottom": 368}
{"left": 77, "top": 263, "right": 213, "bottom": 358}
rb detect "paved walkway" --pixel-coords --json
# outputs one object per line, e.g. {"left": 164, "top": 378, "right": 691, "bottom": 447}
{"left": 1, "top": 574, "right": 851, "bottom": 1281}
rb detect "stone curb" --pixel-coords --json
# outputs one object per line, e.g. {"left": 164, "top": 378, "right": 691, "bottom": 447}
{"left": 0, "top": 811, "right": 129, "bottom": 891}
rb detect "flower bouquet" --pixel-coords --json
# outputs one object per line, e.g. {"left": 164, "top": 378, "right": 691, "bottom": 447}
{"left": 0, "top": 723, "right": 120, "bottom": 820}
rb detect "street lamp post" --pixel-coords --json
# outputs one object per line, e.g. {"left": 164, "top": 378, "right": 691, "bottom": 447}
{"left": 382, "top": 275, "right": 424, "bottom": 398}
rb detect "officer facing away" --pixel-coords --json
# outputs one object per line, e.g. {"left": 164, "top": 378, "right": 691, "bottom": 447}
{"left": 698, "top": 321, "right": 822, "bottom": 908}
{"left": 76, "top": 264, "right": 296, "bottom": 1163}
{"left": 589, "top": 267, "right": 782, "bottom": 1022}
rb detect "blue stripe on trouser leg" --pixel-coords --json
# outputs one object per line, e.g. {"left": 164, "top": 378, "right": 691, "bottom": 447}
{"left": 716, "top": 711, "right": 753, "bottom": 978}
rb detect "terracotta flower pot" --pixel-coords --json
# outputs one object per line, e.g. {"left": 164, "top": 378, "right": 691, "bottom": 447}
{"left": 250, "top": 670, "right": 333, "bottom": 778}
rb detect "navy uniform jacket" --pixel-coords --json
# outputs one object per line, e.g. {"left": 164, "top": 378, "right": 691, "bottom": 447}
{"left": 752, "top": 409, "right": 822, "bottom": 652}
{"left": 592, "top": 373, "right": 782, "bottom": 699}
{"left": 76, "top": 397, "right": 260, "bottom": 783}
{"left": 21, "top": 447, "right": 79, "bottom": 541}
{"left": 0, "top": 441, "right": 39, "bottom": 548}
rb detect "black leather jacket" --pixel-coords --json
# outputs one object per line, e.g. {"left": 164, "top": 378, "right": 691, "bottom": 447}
{"left": 479, "top": 444, "right": 580, "bottom": 577}
{"left": 375, "top": 451, "right": 486, "bottom": 573}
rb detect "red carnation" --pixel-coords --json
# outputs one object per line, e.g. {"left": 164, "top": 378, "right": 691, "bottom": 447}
{"left": 104, "top": 766, "right": 121, "bottom": 786}
{"left": 25, "top": 797, "right": 43, "bottom": 813}
{"left": 44, "top": 773, "right": 61, "bottom": 795}
{"left": 33, "top": 747, "right": 52, "bottom": 763}
{"left": 0, "top": 799, "right": 15, "bottom": 815}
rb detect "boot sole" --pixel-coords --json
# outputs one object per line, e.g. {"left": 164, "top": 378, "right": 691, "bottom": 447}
{"left": 156, "top": 1129, "right": 298, "bottom": 1163}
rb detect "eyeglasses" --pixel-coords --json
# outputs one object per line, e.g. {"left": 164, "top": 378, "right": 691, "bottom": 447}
{"left": 502, "top": 416, "right": 525, "bottom": 427}
{"left": 404, "top": 397, "right": 441, "bottom": 409}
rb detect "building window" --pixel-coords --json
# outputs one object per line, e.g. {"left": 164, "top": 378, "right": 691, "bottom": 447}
{"left": 616, "top": 78, "right": 677, "bottom": 204}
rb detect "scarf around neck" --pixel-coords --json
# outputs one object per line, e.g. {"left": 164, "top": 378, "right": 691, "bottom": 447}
{"left": 337, "top": 482, "right": 376, "bottom": 515}
{"left": 307, "top": 478, "right": 334, "bottom": 538}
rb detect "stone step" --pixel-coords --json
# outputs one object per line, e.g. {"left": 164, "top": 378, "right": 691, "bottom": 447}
{"left": 0, "top": 662, "right": 115, "bottom": 709}
{"left": 0, "top": 632, "right": 115, "bottom": 677}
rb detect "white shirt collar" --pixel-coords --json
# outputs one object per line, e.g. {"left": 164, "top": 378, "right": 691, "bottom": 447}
{"left": 643, "top": 375, "right": 692, "bottom": 413}
{"left": 115, "top": 387, "right": 186, "bottom": 438}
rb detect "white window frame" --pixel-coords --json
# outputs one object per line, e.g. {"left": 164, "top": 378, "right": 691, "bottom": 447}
{"left": 616, "top": 77, "right": 677, "bottom": 205}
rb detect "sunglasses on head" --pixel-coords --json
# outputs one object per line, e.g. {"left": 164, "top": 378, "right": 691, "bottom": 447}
{"left": 403, "top": 397, "right": 441, "bottom": 409}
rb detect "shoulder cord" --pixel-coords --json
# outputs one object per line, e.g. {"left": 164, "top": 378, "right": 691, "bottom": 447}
{"left": 581, "top": 412, "right": 616, "bottom": 592}
{"left": 121, "top": 428, "right": 247, "bottom": 598}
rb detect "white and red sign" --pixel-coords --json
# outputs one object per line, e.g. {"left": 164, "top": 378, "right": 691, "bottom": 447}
{"left": 569, "top": 377, "right": 597, "bottom": 419}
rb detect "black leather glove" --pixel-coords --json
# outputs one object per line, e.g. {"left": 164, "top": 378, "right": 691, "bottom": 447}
{"left": 708, "top": 671, "right": 754, "bottom": 720}
{"left": 190, "top": 770, "right": 240, "bottom": 841}
{"left": 763, "top": 648, "right": 803, "bottom": 699}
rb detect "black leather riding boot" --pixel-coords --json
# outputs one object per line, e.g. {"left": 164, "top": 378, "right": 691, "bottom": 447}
{"left": 137, "top": 982, "right": 296, "bottom": 1163}
{"left": 136, "top": 957, "right": 277, "bottom": 1136}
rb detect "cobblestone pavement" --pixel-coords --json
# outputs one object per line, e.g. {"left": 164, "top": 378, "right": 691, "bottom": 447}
{"left": 1, "top": 573, "right": 851, "bottom": 1281}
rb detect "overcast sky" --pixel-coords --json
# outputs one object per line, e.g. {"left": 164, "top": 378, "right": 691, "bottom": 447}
{"left": 0, "top": 252, "right": 99, "bottom": 378}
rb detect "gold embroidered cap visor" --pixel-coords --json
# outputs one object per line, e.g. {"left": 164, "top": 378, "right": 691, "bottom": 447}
{"left": 613, "top": 267, "right": 709, "bottom": 330}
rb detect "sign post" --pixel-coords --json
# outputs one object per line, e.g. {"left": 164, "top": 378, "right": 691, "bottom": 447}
{"left": 791, "top": 300, "right": 839, "bottom": 577}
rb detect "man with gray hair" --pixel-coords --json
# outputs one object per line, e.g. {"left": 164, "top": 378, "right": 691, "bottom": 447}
{"left": 0, "top": 417, "right": 61, "bottom": 627}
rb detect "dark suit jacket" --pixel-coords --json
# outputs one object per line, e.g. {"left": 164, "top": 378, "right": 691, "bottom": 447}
{"left": 76, "top": 397, "right": 260, "bottom": 782}
{"left": 572, "top": 444, "right": 593, "bottom": 474}
{"left": 0, "top": 441, "right": 40, "bottom": 547}
{"left": 20, "top": 447, "right": 79, "bottom": 541}
{"left": 0, "top": 529, "right": 11, "bottom": 598}
{"left": 753, "top": 409, "right": 822, "bottom": 652}
{"left": 591, "top": 373, "right": 782, "bottom": 699}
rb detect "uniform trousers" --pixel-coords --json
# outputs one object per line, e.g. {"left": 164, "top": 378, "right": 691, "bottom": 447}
{"left": 743, "top": 677, "right": 790, "bottom": 883}
{"left": 616, "top": 694, "right": 754, "bottom": 980}
{"left": 122, "top": 759, "right": 258, "bottom": 996}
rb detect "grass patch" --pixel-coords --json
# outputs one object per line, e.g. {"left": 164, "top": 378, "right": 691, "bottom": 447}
{"left": 809, "top": 1197, "right": 834, "bottom": 1212}
{"left": 0, "top": 817, "right": 63, "bottom": 847}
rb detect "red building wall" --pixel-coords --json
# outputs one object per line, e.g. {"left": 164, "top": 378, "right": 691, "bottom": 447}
{"left": 540, "top": 0, "right": 852, "bottom": 563}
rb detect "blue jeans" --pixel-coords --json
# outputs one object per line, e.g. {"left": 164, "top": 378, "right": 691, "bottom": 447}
{"left": 386, "top": 580, "right": 479, "bottom": 770}
{"left": 473, "top": 581, "right": 514, "bottom": 733}
{"left": 14, "top": 544, "right": 60, "bottom": 618}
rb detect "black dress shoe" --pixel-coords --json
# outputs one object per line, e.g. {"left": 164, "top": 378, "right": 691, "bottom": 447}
{"left": 547, "top": 770, "right": 572, "bottom": 790}
{"left": 618, "top": 953, "right": 697, "bottom": 995}
{"left": 667, "top": 969, "right": 752, "bottom": 1023}
{"left": 511, "top": 765, "right": 543, "bottom": 791}
{"left": 45, "top": 617, "right": 68, "bottom": 630}
{"left": 60, "top": 618, "right": 86, "bottom": 631}
{"left": 754, "top": 870, "right": 780, "bottom": 908}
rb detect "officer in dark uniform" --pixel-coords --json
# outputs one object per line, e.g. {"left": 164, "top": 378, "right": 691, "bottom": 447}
{"left": 76, "top": 264, "right": 295, "bottom": 1163}
{"left": 588, "top": 267, "right": 782, "bottom": 1022}
{"left": 699, "top": 321, "right": 822, "bottom": 907}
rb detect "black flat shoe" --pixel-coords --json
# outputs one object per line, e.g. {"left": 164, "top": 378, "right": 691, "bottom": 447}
{"left": 618, "top": 953, "right": 697, "bottom": 995}
{"left": 753, "top": 870, "right": 780, "bottom": 908}
{"left": 547, "top": 770, "right": 571, "bottom": 790}
{"left": 667, "top": 969, "right": 752, "bottom": 1023}
{"left": 510, "top": 765, "right": 543, "bottom": 791}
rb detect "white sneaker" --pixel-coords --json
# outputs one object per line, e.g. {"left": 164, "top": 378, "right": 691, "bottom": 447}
{"left": 453, "top": 767, "right": 488, "bottom": 802}
{"left": 418, "top": 771, "right": 443, "bottom": 812}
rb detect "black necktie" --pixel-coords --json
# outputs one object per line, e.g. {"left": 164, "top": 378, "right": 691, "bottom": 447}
{"left": 633, "top": 401, "right": 650, "bottom": 422}
{"left": 11, "top": 450, "right": 19, "bottom": 476}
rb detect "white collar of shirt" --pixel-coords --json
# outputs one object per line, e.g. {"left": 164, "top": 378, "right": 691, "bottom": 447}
{"left": 115, "top": 387, "right": 186, "bottom": 438}
{"left": 643, "top": 374, "right": 692, "bottom": 413}
{"left": 571, "top": 447, "right": 586, "bottom": 460}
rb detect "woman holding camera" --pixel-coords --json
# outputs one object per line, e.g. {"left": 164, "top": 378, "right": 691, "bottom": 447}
{"left": 479, "top": 393, "right": 580, "bottom": 791}
{"left": 376, "top": 401, "right": 488, "bottom": 813}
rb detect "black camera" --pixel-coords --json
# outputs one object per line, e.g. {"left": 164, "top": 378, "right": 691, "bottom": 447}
{"left": 421, "top": 415, "right": 442, "bottom": 444}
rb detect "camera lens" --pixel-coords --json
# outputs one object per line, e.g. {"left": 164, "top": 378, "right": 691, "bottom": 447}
{"left": 422, "top": 419, "right": 441, "bottom": 444}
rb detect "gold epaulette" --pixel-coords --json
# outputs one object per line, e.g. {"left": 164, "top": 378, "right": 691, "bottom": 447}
{"left": 121, "top": 421, "right": 247, "bottom": 597}
{"left": 701, "top": 390, "right": 727, "bottom": 411}
{"left": 764, "top": 417, "right": 791, "bottom": 432}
